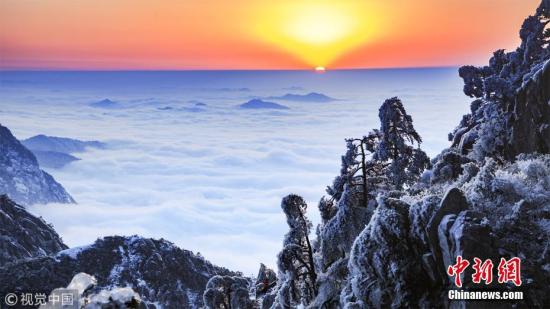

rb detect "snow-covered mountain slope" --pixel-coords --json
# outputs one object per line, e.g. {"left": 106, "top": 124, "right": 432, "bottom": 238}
{"left": 0, "top": 195, "right": 68, "bottom": 266}
{"left": 0, "top": 235, "right": 239, "bottom": 308}
{"left": 0, "top": 124, "right": 74, "bottom": 205}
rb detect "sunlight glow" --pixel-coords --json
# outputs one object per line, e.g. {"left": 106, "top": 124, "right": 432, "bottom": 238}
{"left": 0, "top": 0, "right": 539, "bottom": 70}
{"left": 253, "top": 1, "right": 382, "bottom": 68}
{"left": 286, "top": 6, "right": 354, "bottom": 45}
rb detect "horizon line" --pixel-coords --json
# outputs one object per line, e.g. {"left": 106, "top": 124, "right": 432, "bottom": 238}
{"left": 0, "top": 64, "right": 462, "bottom": 73}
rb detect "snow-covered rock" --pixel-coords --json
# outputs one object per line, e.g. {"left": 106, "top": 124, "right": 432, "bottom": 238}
{"left": 426, "top": 188, "right": 469, "bottom": 281}
{"left": 0, "top": 124, "right": 74, "bottom": 205}
{"left": 438, "top": 210, "right": 496, "bottom": 288}
{"left": 41, "top": 272, "right": 145, "bottom": 309}
{"left": 342, "top": 198, "right": 429, "bottom": 308}
{"left": 0, "top": 195, "right": 68, "bottom": 266}
{"left": 85, "top": 287, "right": 142, "bottom": 309}
{"left": 255, "top": 263, "right": 277, "bottom": 299}
{"left": 67, "top": 272, "right": 97, "bottom": 295}
{"left": 0, "top": 235, "right": 238, "bottom": 308}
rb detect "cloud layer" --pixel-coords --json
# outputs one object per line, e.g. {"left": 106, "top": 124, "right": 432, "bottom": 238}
{"left": 0, "top": 69, "right": 469, "bottom": 274}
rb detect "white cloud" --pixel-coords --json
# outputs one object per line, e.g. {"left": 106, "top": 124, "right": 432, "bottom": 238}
{"left": 1, "top": 69, "right": 469, "bottom": 274}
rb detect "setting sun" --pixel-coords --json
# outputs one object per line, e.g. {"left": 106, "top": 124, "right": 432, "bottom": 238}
{"left": 253, "top": 1, "right": 381, "bottom": 68}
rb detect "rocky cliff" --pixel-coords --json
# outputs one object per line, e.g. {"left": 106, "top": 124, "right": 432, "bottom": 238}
{"left": 0, "top": 195, "right": 67, "bottom": 266}
{"left": 0, "top": 124, "right": 74, "bottom": 205}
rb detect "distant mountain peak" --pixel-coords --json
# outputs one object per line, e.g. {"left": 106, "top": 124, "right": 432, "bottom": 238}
{"left": 89, "top": 98, "right": 120, "bottom": 109}
{"left": 23, "top": 134, "right": 105, "bottom": 153}
{"left": 22, "top": 134, "right": 105, "bottom": 169}
{"left": 239, "top": 99, "right": 290, "bottom": 110}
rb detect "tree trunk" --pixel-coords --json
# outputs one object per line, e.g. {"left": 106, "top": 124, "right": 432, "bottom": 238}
{"left": 304, "top": 231, "right": 317, "bottom": 295}
{"left": 227, "top": 287, "right": 232, "bottom": 309}
{"left": 299, "top": 211, "right": 318, "bottom": 296}
{"left": 359, "top": 141, "right": 368, "bottom": 208}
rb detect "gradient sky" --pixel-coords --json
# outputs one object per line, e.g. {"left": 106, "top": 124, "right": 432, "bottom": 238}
{"left": 0, "top": 0, "right": 541, "bottom": 70}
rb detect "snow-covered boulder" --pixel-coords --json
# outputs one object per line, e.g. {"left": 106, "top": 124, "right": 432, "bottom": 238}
{"left": 438, "top": 210, "right": 496, "bottom": 288}
{"left": 341, "top": 198, "right": 430, "bottom": 308}
{"left": 41, "top": 272, "right": 145, "bottom": 309}
{"left": 255, "top": 263, "right": 277, "bottom": 299}
{"left": 426, "top": 188, "right": 469, "bottom": 281}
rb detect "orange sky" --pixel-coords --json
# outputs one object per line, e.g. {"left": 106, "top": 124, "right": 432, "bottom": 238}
{"left": 0, "top": 0, "right": 541, "bottom": 70}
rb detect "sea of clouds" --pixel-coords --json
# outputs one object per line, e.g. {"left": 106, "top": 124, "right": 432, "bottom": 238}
{"left": 0, "top": 69, "right": 469, "bottom": 274}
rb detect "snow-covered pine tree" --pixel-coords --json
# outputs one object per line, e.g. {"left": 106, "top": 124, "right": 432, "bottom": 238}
{"left": 451, "top": 0, "right": 549, "bottom": 160}
{"left": 375, "top": 97, "right": 431, "bottom": 189}
{"left": 271, "top": 194, "right": 317, "bottom": 308}
{"left": 325, "top": 130, "right": 386, "bottom": 211}
{"left": 309, "top": 98, "right": 430, "bottom": 308}
{"left": 325, "top": 139, "right": 359, "bottom": 203}
{"left": 326, "top": 97, "right": 429, "bottom": 210}
{"left": 203, "top": 275, "right": 254, "bottom": 309}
